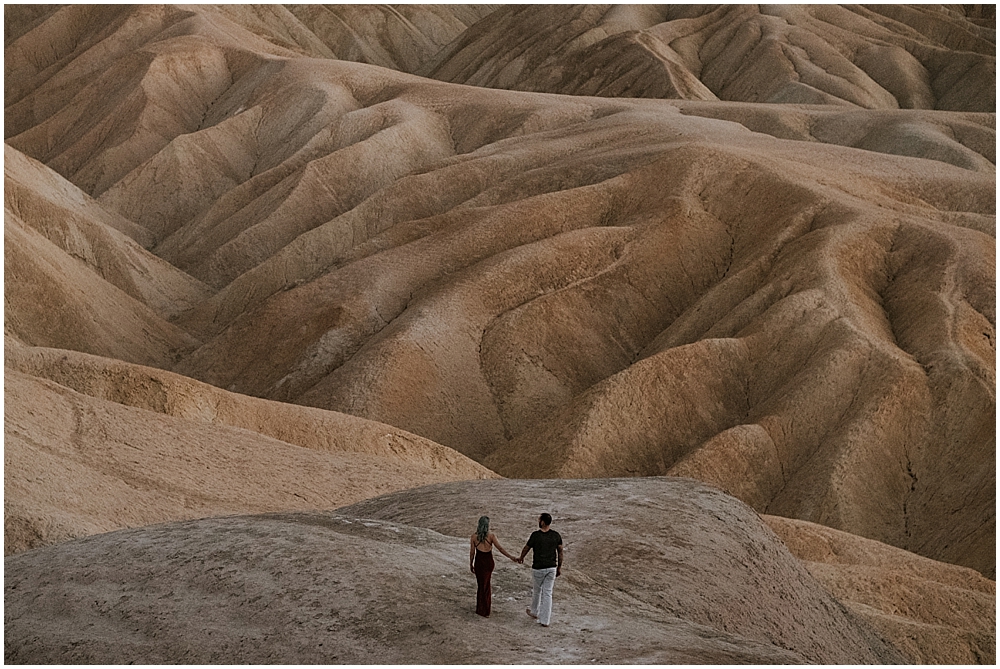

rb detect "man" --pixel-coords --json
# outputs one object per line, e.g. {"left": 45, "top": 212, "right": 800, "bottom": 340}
{"left": 517, "top": 512, "right": 563, "bottom": 627}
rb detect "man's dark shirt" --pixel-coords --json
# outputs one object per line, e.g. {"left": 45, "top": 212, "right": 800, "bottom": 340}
{"left": 527, "top": 529, "right": 562, "bottom": 569}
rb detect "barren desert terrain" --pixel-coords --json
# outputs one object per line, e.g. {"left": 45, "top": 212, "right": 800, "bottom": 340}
{"left": 4, "top": 4, "right": 995, "bottom": 664}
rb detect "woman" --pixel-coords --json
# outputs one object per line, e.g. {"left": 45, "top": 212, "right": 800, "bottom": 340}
{"left": 470, "top": 515, "right": 516, "bottom": 617}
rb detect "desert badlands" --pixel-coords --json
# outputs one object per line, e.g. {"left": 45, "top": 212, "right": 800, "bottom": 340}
{"left": 3, "top": 3, "right": 996, "bottom": 664}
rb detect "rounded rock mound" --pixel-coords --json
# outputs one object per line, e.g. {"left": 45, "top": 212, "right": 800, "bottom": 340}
{"left": 5, "top": 477, "right": 902, "bottom": 664}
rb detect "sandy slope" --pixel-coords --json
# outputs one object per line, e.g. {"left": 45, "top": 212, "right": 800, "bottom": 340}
{"left": 286, "top": 4, "right": 496, "bottom": 72}
{"left": 420, "top": 5, "right": 995, "bottom": 110}
{"left": 765, "top": 515, "right": 996, "bottom": 664}
{"left": 2, "top": 6, "right": 995, "bottom": 664}
{"left": 5, "top": 343, "right": 494, "bottom": 555}
{"left": 5, "top": 145, "right": 209, "bottom": 317}
{"left": 4, "top": 4, "right": 994, "bottom": 579}
{"left": 4, "top": 208, "right": 199, "bottom": 367}
{"left": 3, "top": 478, "right": 903, "bottom": 664}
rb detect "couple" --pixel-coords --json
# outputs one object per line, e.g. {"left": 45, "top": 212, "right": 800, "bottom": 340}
{"left": 469, "top": 513, "right": 563, "bottom": 626}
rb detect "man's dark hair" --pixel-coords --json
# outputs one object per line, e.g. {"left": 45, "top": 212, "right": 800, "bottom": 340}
{"left": 539, "top": 513, "right": 552, "bottom": 526}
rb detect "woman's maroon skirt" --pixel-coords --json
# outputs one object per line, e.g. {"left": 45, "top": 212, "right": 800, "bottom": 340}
{"left": 474, "top": 549, "right": 495, "bottom": 617}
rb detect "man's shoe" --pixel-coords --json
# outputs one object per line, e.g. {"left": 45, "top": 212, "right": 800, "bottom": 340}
{"left": 526, "top": 608, "right": 538, "bottom": 619}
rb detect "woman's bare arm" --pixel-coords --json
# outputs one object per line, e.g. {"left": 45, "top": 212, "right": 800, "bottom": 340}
{"left": 489, "top": 533, "right": 516, "bottom": 560}
{"left": 469, "top": 535, "right": 476, "bottom": 573}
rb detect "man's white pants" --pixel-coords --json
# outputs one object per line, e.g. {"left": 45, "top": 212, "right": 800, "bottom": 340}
{"left": 530, "top": 567, "right": 557, "bottom": 625}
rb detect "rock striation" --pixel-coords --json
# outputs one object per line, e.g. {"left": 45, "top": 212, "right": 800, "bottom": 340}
{"left": 4, "top": 341, "right": 494, "bottom": 555}
{"left": 4, "top": 5, "right": 995, "bottom": 664}
{"left": 765, "top": 515, "right": 996, "bottom": 664}
{"left": 420, "top": 5, "right": 995, "bottom": 110}
{"left": 4, "top": 2, "right": 995, "bottom": 583}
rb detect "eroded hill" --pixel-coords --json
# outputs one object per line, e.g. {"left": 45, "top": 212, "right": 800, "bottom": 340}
{"left": 4, "top": 5, "right": 994, "bottom": 580}
{"left": 420, "top": 4, "right": 996, "bottom": 110}
{"left": 6, "top": 477, "right": 994, "bottom": 664}
{"left": 4, "top": 4, "right": 996, "bottom": 664}
{"left": 4, "top": 478, "right": 906, "bottom": 664}
{"left": 4, "top": 341, "right": 495, "bottom": 554}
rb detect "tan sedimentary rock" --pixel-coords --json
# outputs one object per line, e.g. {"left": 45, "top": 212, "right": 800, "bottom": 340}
{"left": 4, "top": 4, "right": 994, "bottom": 584}
{"left": 4, "top": 208, "right": 198, "bottom": 367}
{"left": 3, "top": 478, "right": 903, "bottom": 664}
{"left": 5, "top": 145, "right": 210, "bottom": 317}
{"left": 765, "top": 515, "right": 996, "bottom": 664}
{"left": 420, "top": 5, "right": 995, "bottom": 111}
{"left": 286, "top": 4, "right": 496, "bottom": 72}
{"left": 3, "top": 6, "right": 994, "bottom": 665}
{"left": 4, "top": 343, "right": 495, "bottom": 555}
